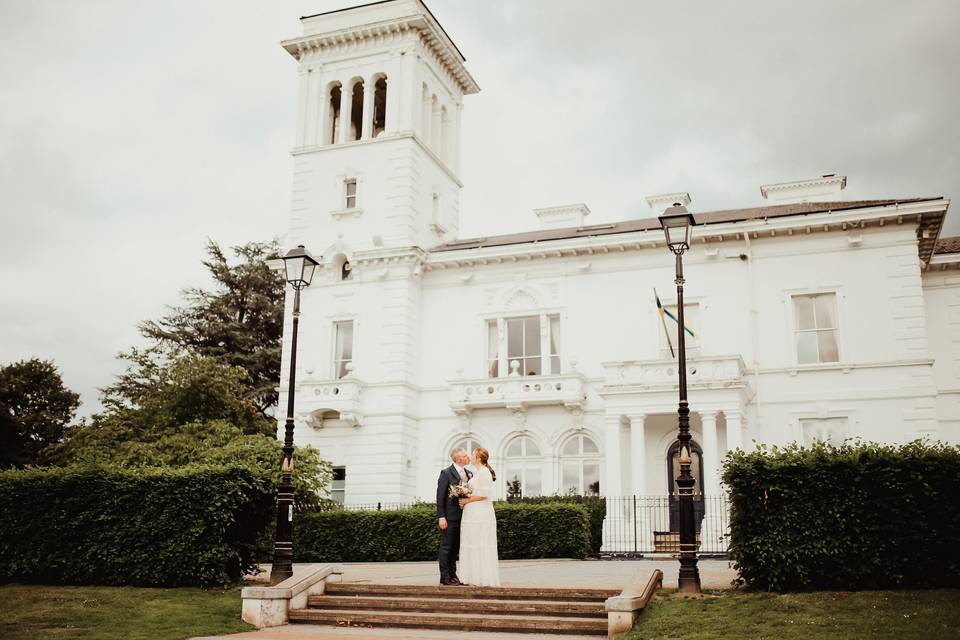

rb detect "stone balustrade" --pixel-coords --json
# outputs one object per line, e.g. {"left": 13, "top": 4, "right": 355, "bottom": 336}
{"left": 449, "top": 372, "right": 587, "bottom": 415}
{"left": 601, "top": 355, "right": 746, "bottom": 389}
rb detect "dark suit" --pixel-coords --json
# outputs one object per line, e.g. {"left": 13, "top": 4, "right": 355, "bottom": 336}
{"left": 437, "top": 464, "right": 472, "bottom": 581}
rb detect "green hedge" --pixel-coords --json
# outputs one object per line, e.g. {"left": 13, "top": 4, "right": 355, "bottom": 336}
{"left": 0, "top": 465, "right": 274, "bottom": 587}
{"left": 506, "top": 496, "right": 605, "bottom": 554}
{"left": 722, "top": 440, "right": 960, "bottom": 591}
{"left": 297, "top": 502, "right": 591, "bottom": 562}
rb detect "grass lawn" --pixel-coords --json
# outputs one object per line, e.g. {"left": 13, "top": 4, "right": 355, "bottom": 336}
{"left": 624, "top": 588, "right": 960, "bottom": 640}
{"left": 0, "top": 583, "right": 253, "bottom": 640}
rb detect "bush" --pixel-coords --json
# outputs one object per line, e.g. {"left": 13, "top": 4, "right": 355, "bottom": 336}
{"left": 297, "top": 502, "right": 591, "bottom": 562}
{"left": 505, "top": 495, "right": 605, "bottom": 554}
{"left": 722, "top": 439, "right": 960, "bottom": 591}
{"left": 0, "top": 465, "right": 274, "bottom": 587}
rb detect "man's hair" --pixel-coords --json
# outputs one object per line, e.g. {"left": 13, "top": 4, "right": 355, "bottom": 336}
{"left": 449, "top": 447, "right": 468, "bottom": 461}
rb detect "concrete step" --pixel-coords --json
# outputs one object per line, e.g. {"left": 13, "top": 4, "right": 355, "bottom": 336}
{"left": 323, "top": 582, "right": 619, "bottom": 602}
{"left": 306, "top": 594, "right": 607, "bottom": 618}
{"left": 288, "top": 608, "right": 608, "bottom": 635}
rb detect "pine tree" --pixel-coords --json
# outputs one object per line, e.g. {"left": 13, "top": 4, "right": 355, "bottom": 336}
{"left": 139, "top": 239, "right": 284, "bottom": 416}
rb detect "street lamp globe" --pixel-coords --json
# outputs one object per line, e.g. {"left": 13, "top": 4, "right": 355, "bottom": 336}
{"left": 282, "top": 245, "right": 320, "bottom": 289}
{"left": 658, "top": 203, "right": 696, "bottom": 255}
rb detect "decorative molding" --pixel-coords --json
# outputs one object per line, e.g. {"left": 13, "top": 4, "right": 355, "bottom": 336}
{"left": 330, "top": 207, "right": 363, "bottom": 220}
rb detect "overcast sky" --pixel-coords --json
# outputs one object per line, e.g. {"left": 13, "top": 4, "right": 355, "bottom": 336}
{"left": 2, "top": 0, "right": 958, "bottom": 418}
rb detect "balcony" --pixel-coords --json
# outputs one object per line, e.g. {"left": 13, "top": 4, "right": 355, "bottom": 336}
{"left": 449, "top": 372, "right": 587, "bottom": 416}
{"left": 298, "top": 377, "right": 365, "bottom": 427}
{"left": 601, "top": 355, "right": 746, "bottom": 390}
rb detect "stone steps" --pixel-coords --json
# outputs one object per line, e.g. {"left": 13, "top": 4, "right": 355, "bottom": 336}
{"left": 324, "top": 582, "right": 618, "bottom": 601}
{"left": 289, "top": 583, "right": 617, "bottom": 635}
{"left": 306, "top": 594, "right": 607, "bottom": 617}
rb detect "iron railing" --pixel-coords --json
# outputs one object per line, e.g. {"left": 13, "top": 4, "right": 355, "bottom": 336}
{"left": 601, "top": 494, "right": 730, "bottom": 556}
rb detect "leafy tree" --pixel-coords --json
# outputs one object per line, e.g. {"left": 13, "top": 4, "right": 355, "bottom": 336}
{"left": 0, "top": 359, "right": 80, "bottom": 468}
{"left": 97, "top": 349, "right": 272, "bottom": 437}
{"left": 139, "top": 239, "right": 285, "bottom": 416}
{"left": 48, "top": 354, "right": 330, "bottom": 508}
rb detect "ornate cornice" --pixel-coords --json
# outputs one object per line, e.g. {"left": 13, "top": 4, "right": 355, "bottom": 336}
{"left": 282, "top": 14, "right": 480, "bottom": 95}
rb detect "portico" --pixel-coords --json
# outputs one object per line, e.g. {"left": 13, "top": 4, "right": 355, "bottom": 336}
{"left": 598, "top": 355, "right": 752, "bottom": 553}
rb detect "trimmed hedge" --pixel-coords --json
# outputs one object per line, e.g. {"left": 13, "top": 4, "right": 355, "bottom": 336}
{"left": 297, "top": 502, "right": 591, "bottom": 562}
{"left": 506, "top": 495, "right": 605, "bottom": 554}
{"left": 722, "top": 440, "right": 960, "bottom": 591}
{"left": 0, "top": 465, "right": 274, "bottom": 586}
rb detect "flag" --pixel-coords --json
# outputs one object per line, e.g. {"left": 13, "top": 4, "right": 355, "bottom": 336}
{"left": 654, "top": 289, "right": 696, "bottom": 342}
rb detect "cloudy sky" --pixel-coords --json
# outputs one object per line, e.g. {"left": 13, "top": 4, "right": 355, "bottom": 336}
{"left": 1, "top": 0, "right": 958, "bottom": 418}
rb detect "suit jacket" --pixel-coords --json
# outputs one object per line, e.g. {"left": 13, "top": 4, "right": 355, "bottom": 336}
{"left": 436, "top": 464, "right": 473, "bottom": 521}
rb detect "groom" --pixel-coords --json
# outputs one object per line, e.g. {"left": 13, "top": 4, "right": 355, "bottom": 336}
{"left": 436, "top": 447, "right": 472, "bottom": 586}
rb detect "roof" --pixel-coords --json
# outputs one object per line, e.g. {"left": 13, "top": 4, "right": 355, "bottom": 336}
{"left": 431, "top": 198, "right": 938, "bottom": 253}
{"left": 935, "top": 236, "right": 960, "bottom": 255}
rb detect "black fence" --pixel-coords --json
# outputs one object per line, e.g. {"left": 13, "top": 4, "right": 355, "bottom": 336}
{"left": 602, "top": 495, "right": 729, "bottom": 556}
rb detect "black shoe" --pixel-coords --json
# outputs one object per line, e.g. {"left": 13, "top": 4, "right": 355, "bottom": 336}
{"left": 450, "top": 576, "right": 464, "bottom": 585}
{"left": 440, "top": 578, "right": 455, "bottom": 586}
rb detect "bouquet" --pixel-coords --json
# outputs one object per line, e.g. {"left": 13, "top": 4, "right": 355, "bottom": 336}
{"left": 449, "top": 482, "right": 472, "bottom": 500}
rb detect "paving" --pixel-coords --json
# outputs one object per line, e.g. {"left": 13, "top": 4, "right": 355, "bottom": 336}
{"left": 194, "top": 559, "right": 737, "bottom": 640}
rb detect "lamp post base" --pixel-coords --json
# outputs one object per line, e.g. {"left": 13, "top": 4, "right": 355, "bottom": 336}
{"left": 677, "top": 563, "right": 702, "bottom": 594}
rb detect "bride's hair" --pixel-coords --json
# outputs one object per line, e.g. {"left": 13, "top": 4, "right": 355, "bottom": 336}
{"left": 473, "top": 448, "right": 496, "bottom": 481}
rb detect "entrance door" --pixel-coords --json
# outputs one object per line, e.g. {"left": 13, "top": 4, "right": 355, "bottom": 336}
{"left": 667, "top": 439, "right": 706, "bottom": 532}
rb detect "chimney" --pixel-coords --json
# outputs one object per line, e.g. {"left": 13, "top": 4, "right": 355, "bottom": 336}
{"left": 760, "top": 174, "right": 847, "bottom": 203}
{"left": 534, "top": 203, "right": 591, "bottom": 229}
{"left": 645, "top": 192, "right": 691, "bottom": 217}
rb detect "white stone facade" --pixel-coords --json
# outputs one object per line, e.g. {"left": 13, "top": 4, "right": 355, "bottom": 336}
{"left": 275, "top": 1, "right": 960, "bottom": 518}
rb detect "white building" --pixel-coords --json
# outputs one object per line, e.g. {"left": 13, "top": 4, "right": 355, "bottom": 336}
{"left": 275, "top": 1, "right": 959, "bottom": 544}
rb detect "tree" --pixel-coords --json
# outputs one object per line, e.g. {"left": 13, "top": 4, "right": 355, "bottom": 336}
{"left": 47, "top": 354, "right": 330, "bottom": 508}
{"left": 139, "top": 239, "right": 285, "bottom": 416}
{"left": 0, "top": 359, "right": 80, "bottom": 468}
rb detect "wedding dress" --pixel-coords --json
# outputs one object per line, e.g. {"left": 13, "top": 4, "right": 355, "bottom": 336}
{"left": 457, "top": 466, "right": 501, "bottom": 586}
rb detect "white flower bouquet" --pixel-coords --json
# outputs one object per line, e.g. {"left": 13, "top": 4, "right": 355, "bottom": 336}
{"left": 449, "top": 482, "right": 472, "bottom": 500}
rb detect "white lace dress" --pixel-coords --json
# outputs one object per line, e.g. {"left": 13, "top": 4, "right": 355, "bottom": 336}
{"left": 457, "top": 466, "right": 501, "bottom": 586}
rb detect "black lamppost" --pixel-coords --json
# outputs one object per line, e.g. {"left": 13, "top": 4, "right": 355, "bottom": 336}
{"left": 271, "top": 244, "right": 320, "bottom": 586}
{"left": 658, "top": 204, "right": 702, "bottom": 595}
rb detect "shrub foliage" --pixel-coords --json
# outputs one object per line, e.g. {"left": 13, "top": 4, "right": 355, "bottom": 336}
{"left": 296, "top": 502, "right": 592, "bottom": 563}
{"left": 722, "top": 440, "right": 960, "bottom": 591}
{"left": 0, "top": 465, "right": 274, "bottom": 587}
{"left": 506, "top": 495, "right": 605, "bottom": 554}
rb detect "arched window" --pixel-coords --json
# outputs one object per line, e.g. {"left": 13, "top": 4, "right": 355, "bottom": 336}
{"left": 327, "top": 83, "right": 342, "bottom": 145}
{"left": 430, "top": 95, "right": 440, "bottom": 151}
{"left": 502, "top": 436, "right": 542, "bottom": 498}
{"left": 332, "top": 253, "right": 352, "bottom": 282}
{"left": 372, "top": 75, "right": 387, "bottom": 137}
{"left": 559, "top": 434, "right": 601, "bottom": 496}
{"left": 349, "top": 80, "right": 364, "bottom": 142}
{"left": 439, "top": 105, "right": 449, "bottom": 161}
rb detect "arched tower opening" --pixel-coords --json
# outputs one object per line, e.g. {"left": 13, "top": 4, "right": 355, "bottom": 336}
{"left": 349, "top": 80, "right": 364, "bottom": 142}
{"left": 326, "top": 82, "right": 342, "bottom": 145}
{"left": 372, "top": 75, "right": 387, "bottom": 137}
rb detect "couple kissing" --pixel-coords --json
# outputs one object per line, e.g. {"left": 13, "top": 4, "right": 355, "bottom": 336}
{"left": 436, "top": 447, "right": 501, "bottom": 587}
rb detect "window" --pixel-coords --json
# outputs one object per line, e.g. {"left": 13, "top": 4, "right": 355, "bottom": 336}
{"left": 327, "top": 83, "right": 342, "bottom": 144}
{"left": 659, "top": 303, "right": 700, "bottom": 359}
{"left": 333, "top": 320, "right": 354, "bottom": 379}
{"left": 486, "top": 314, "right": 561, "bottom": 377}
{"left": 331, "top": 467, "right": 346, "bottom": 504}
{"left": 344, "top": 179, "right": 357, "bottom": 209}
{"left": 349, "top": 81, "right": 363, "bottom": 142}
{"left": 801, "top": 417, "right": 848, "bottom": 446}
{"left": 559, "top": 434, "right": 600, "bottom": 496}
{"left": 372, "top": 76, "right": 387, "bottom": 137}
{"left": 794, "top": 293, "right": 839, "bottom": 364}
{"left": 502, "top": 436, "right": 542, "bottom": 498}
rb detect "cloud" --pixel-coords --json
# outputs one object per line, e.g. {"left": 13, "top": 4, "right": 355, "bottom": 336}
{"left": 1, "top": 0, "right": 957, "bottom": 416}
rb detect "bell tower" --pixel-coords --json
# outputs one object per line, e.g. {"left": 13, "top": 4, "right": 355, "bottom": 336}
{"left": 278, "top": 1, "right": 479, "bottom": 504}
{"left": 282, "top": 0, "right": 479, "bottom": 253}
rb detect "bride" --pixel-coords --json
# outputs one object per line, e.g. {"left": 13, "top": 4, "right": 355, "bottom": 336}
{"left": 457, "top": 448, "right": 501, "bottom": 586}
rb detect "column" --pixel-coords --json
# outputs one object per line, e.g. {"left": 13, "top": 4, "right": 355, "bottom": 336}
{"left": 700, "top": 411, "right": 721, "bottom": 497}
{"left": 601, "top": 414, "right": 626, "bottom": 552}
{"left": 604, "top": 415, "right": 623, "bottom": 497}
{"left": 294, "top": 67, "right": 310, "bottom": 149}
{"left": 430, "top": 99, "right": 441, "bottom": 151}
{"left": 360, "top": 78, "right": 374, "bottom": 140}
{"left": 338, "top": 80, "right": 353, "bottom": 144}
{"left": 628, "top": 414, "right": 646, "bottom": 496}
{"left": 725, "top": 411, "right": 743, "bottom": 452}
{"left": 304, "top": 67, "right": 323, "bottom": 147}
